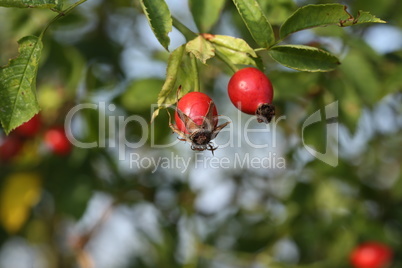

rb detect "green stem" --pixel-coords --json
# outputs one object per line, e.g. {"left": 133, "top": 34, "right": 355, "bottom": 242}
{"left": 172, "top": 16, "right": 197, "bottom": 42}
{"left": 190, "top": 54, "right": 200, "bottom": 92}
{"left": 39, "top": 0, "right": 88, "bottom": 39}
{"left": 215, "top": 49, "right": 239, "bottom": 74}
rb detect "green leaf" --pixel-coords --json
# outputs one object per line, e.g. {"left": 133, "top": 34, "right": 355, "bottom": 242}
{"left": 189, "top": 0, "right": 226, "bottom": 33}
{"left": 326, "top": 76, "right": 361, "bottom": 133}
{"left": 204, "top": 34, "right": 262, "bottom": 69}
{"left": 0, "top": 36, "right": 43, "bottom": 134}
{"left": 353, "top": 10, "right": 387, "bottom": 25}
{"left": 269, "top": 71, "right": 320, "bottom": 100}
{"left": 0, "top": 0, "right": 59, "bottom": 8}
{"left": 268, "top": 45, "right": 340, "bottom": 72}
{"left": 280, "top": 4, "right": 386, "bottom": 39}
{"left": 121, "top": 79, "right": 164, "bottom": 112}
{"left": 185, "top": 36, "right": 215, "bottom": 64}
{"left": 140, "top": 0, "right": 172, "bottom": 51}
{"left": 256, "top": 0, "right": 297, "bottom": 26}
{"left": 152, "top": 45, "right": 197, "bottom": 121}
{"left": 231, "top": 0, "right": 275, "bottom": 48}
{"left": 204, "top": 34, "right": 257, "bottom": 58}
{"left": 340, "top": 87, "right": 362, "bottom": 133}
{"left": 215, "top": 46, "right": 263, "bottom": 70}
{"left": 340, "top": 49, "right": 381, "bottom": 105}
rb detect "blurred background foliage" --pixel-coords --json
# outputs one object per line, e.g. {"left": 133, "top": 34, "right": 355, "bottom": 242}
{"left": 0, "top": 0, "right": 401, "bottom": 267}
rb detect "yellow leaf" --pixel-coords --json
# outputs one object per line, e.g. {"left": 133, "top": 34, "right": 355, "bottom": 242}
{"left": 0, "top": 173, "right": 41, "bottom": 233}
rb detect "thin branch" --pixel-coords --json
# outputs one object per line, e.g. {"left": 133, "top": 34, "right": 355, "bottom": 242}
{"left": 40, "top": 0, "right": 88, "bottom": 39}
{"left": 172, "top": 16, "right": 197, "bottom": 42}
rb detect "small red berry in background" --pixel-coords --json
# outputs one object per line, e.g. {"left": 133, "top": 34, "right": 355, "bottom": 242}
{"left": 171, "top": 91, "right": 229, "bottom": 152}
{"left": 0, "top": 136, "right": 23, "bottom": 162}
{"left": 350, "top": 242, "right": 393, "bottom": 268}
{"left": 13, "top": 114, "right": 41, "bottom": 138}
{"left": 227, "top": 67, "right": 275, "bottom": 123}
{"left": 44, "top": 127, "right": 72, "bottom": 155}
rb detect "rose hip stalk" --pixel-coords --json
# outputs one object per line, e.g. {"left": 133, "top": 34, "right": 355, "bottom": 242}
{"left": 228, "top": 67, "right": 275, "bottom": 123}
{"left": 170, "top": 92, "right": 230, "bottom": 152}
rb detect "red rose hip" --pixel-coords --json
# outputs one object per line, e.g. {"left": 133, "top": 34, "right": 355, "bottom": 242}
{"left": 0, "top": 136, "right": 23, "bottom": 162}
{"left": 175, "top": 92, "right": 218, "bottom": 133}
{"left": 350, "top": 242, "right": 393, "bottom": 268}
{"left": 13, "top": 114, "right": 41, "bottom": 138}
{"left": 44, "top": 127, "right": 72, "bottom": 155}
{"left": 228, "top": 67, "right": 275, "bottom": 123}
{"left": 171, "top": 92, "right": 229, "bottom": 152}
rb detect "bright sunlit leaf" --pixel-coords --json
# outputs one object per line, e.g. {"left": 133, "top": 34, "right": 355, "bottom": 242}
{"left": 205, "top": 34, "right": 263, "bottom": 69}
{"left": 186, "top": 35, "right": 215, "bottom": 64}
{"left": 0, "top": 173, "right": 42, "bottom": 233}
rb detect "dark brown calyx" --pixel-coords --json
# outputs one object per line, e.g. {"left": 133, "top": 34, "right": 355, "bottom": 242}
{"left": 255, "top": 103, "right": 275, "bottom": 124}
{"left": 191, "top": 130, "right": 212, "bottom": 146}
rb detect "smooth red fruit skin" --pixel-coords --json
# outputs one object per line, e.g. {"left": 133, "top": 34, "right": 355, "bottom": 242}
{"left": 175, "top": 92, "right": 218, "bottom": 134}
{"left": 13, "top": 114, "right": 41, "bottom": 138}
{"left": 0, "top": 136, "right": 23, "bottom": 161}
{"left": 350, "top": 242, "right": 393, "bottom": 268}
{"left": 228, "top": 67, "right": 273, "bottom": 115}
{"left": 44, "top": 127, "right": 72, "bottom": 155}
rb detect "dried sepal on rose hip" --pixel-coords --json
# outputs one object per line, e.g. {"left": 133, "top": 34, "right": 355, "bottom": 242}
{"left": 169, "top": 91, "right": 230, "bottom": 153}
{"left": 228, "top": 67, "right": 275, "bottom": 123}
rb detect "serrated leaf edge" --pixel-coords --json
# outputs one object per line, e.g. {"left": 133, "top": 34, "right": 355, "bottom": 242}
{"left": 269, "top": 45, "right": 340, "bottom": 72}
{"left": 140, "top": 0, "right": 173, "bottom": 51}
{"left": 0, "top": 36, "right": 42, "bottom": 133}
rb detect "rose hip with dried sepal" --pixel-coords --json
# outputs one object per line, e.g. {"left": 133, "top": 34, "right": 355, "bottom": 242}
{"left": 228, "top": 67, "right": 275, "bottom": 123}
{"left": 170, "top": 92, "right": 230, "bottom": 153}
